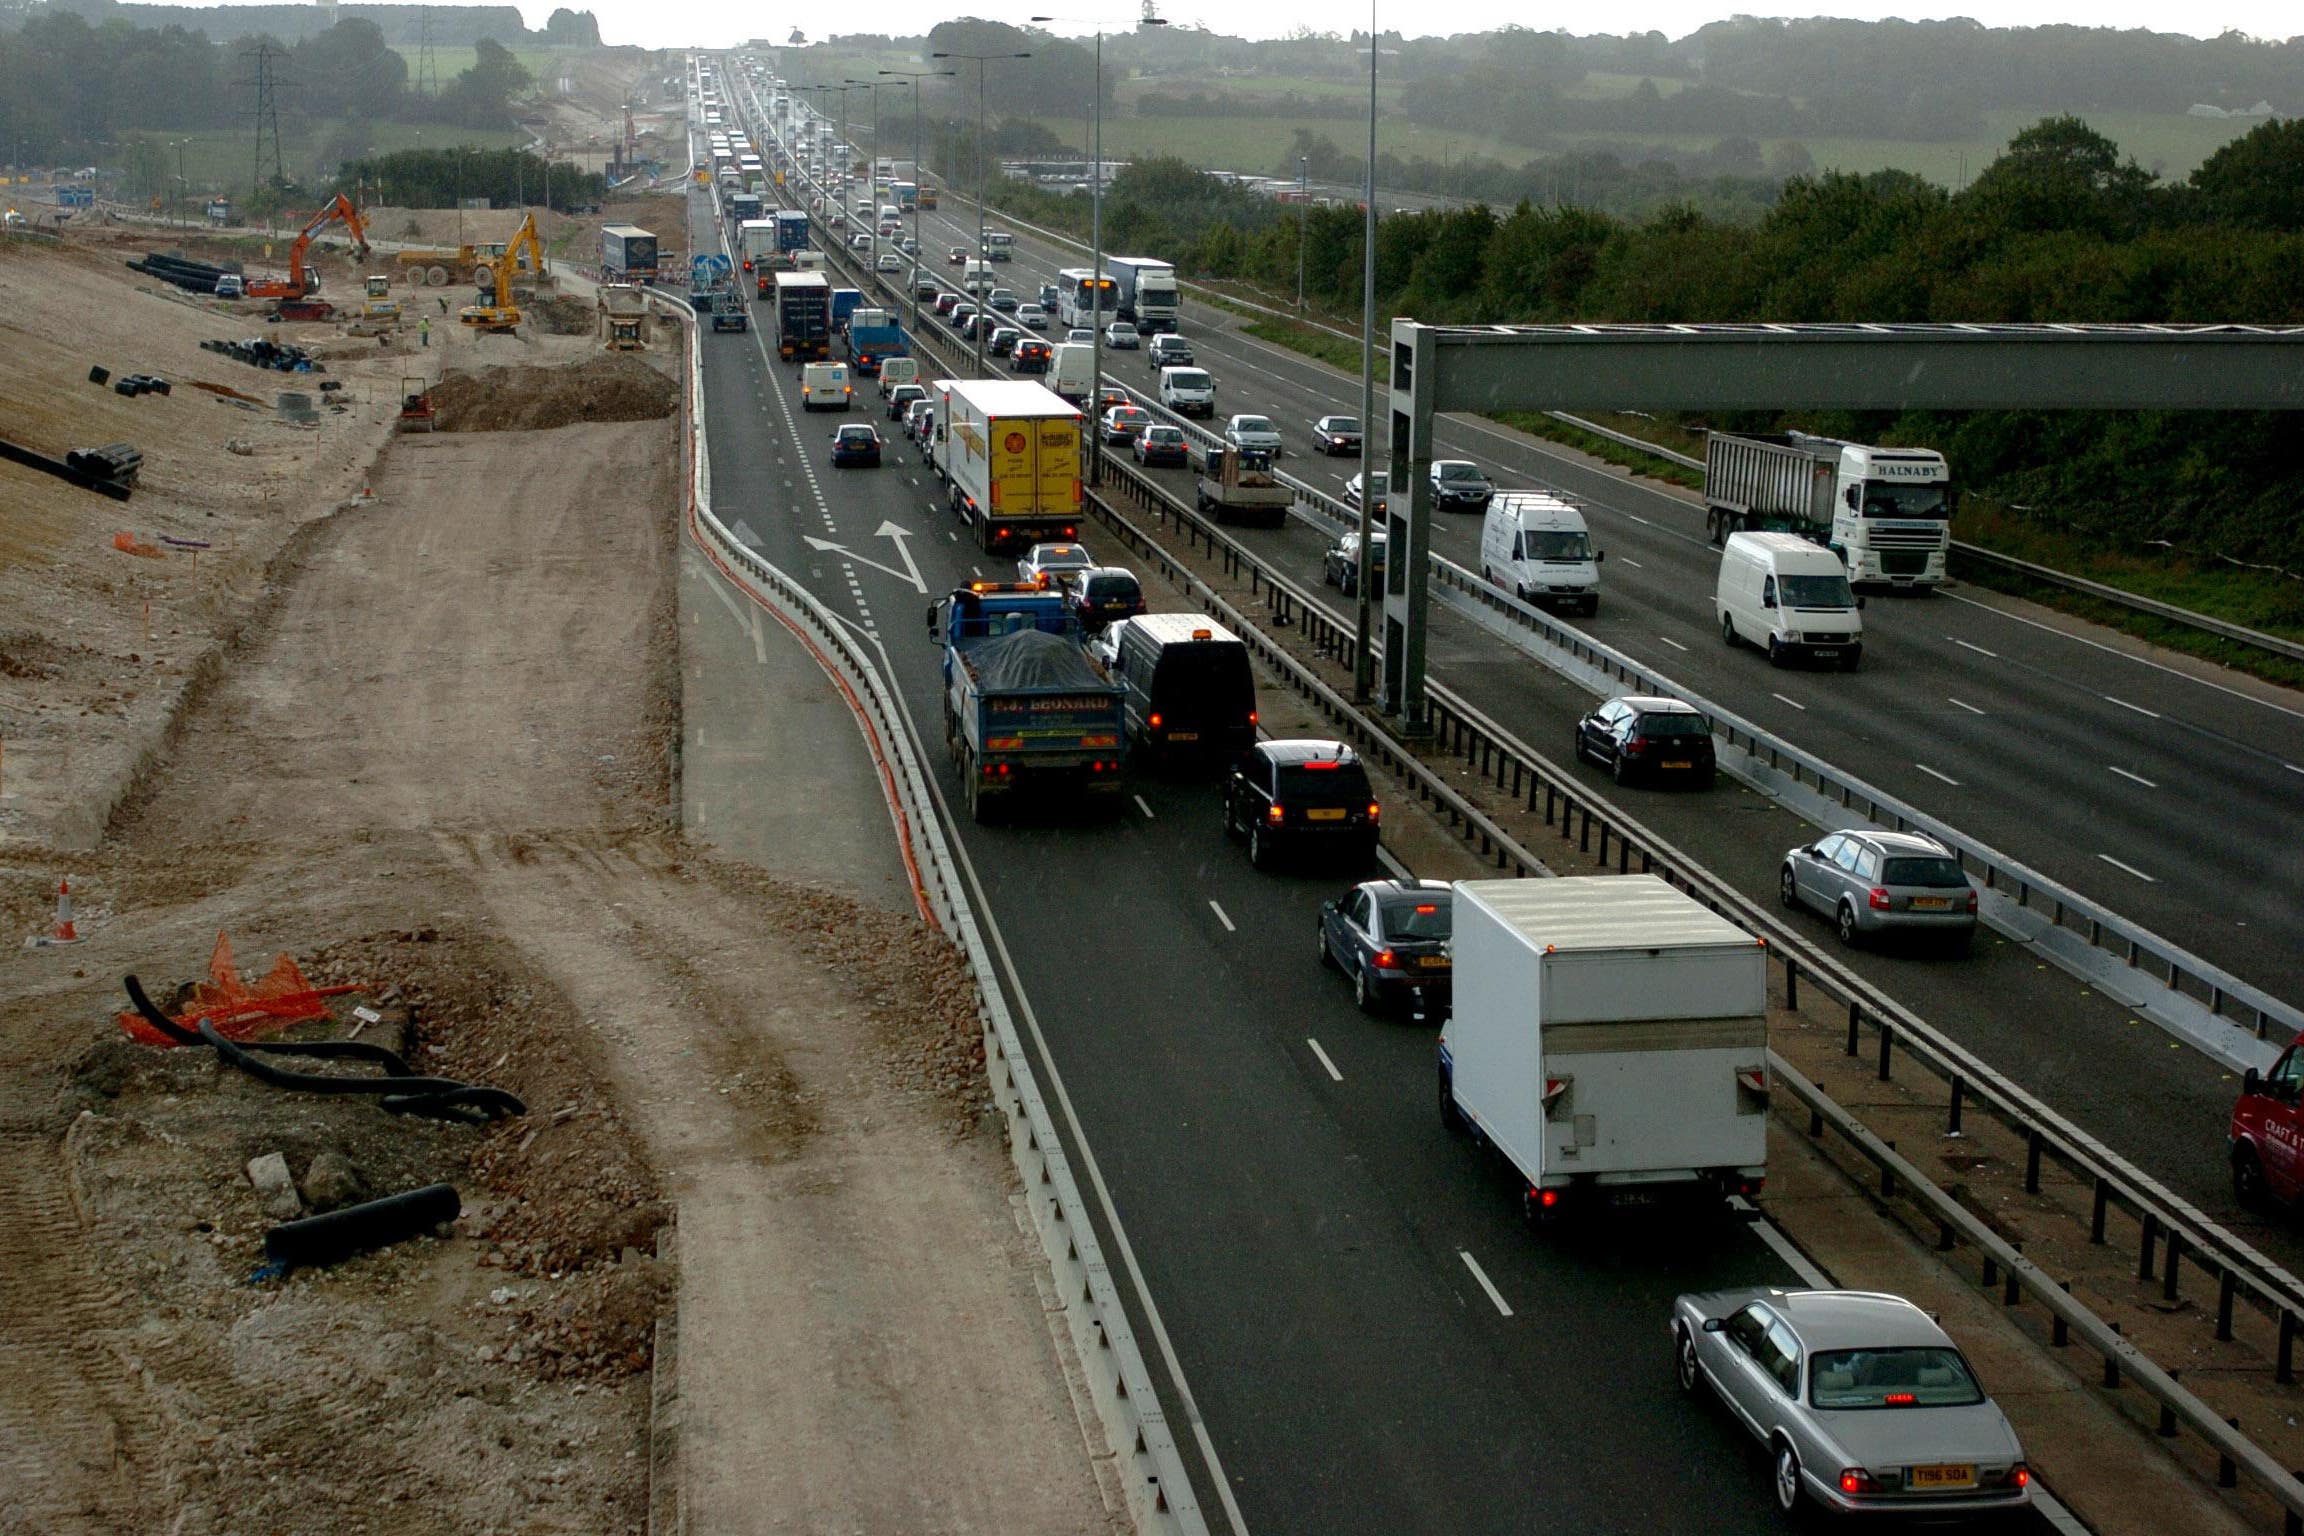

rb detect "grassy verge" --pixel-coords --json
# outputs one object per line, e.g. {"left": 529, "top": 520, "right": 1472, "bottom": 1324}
{"left": 1225, "top": 314, "right": 2304, "bottom": 688}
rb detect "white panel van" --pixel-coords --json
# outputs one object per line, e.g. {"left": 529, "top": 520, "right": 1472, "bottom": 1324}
{"left": 876, "top": 356, "right": 920, "bottom": 396}
{"left": 1715, "top": 531, "right": 1862, "bottom": 670}
{"left": 1480, "top": 492, "right": 1602, "bottom": 615}
{"left": 1157, "top": 365, "right": 1215, "bottom": 418}
{"left": 800, "top": 362, "right": 852, "bottom": 412}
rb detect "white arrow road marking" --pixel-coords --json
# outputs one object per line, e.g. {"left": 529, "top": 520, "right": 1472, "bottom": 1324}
{"left": 802, "top": 533, "right": 927, "bottom": 592}
{"left": 874, "top": 520, "right": 927, "bottom": 593}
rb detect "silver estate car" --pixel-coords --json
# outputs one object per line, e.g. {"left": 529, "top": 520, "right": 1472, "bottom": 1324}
{"left": 1671, "top": 1288, "right": 2031, "bottom": 1520}
{"left": 1779, "top": 828, "right": 1978, "bottom": 952}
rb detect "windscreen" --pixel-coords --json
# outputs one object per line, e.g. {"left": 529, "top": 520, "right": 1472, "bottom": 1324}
{"left": 1525, "top": 530, "right": 1592, "bottom": 560}
{"left": 1882, "top": 856, "right": 1967, "bottom": 888}
{"left": 1379, "top": 899, "right": 1451, "bottom": 940}
{"left": 1437, "top": 463, "right": 1484, "bottom": 483}
{"left": 1636, "top": 712, "right": 1709, "bottom": 738}
{"left": 1152, "top": 643, "right": 1253, "bottom": 720}
{"left": 1860, "top": 482, "right": 1953, "bottom": 519}
{"left": 1326, "top": 418, "right": 1362, "bottom": 434}
{"left": 1808, "top": 1347, "right": 1983, "bottom": 1409}
{"left": 1277, "top": 762, "right": 1373, "bottom": 802}
{"left": 1779, "top": 573, "right": 1855, "bottom": 609}
{"left": 1167, "top": 370, "right": 1211, "bottom": 390}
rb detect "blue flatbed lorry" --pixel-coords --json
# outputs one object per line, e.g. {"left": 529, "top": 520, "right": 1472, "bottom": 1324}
{"left": 928, "top": 583, "right": 1127, "bottom": 822}
{"left": 844, "top": 306, "right": 907, "bottom": 376}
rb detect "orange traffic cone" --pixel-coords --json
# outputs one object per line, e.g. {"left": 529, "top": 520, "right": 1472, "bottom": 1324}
{"left": 30, "top": 876, "right": 83, "bottom": 947}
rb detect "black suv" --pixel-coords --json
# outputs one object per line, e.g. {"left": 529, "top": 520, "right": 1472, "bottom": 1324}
{"left": 1222, "top": 740, "right": 1380, "bottom": 870}
{"left": 1572, "top": 695, "right": 1717, "bottom": 788}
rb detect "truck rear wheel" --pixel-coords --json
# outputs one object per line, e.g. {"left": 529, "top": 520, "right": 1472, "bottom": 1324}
{"left": 1438, "top": 1065, "right": 1466, "bottom": 1134}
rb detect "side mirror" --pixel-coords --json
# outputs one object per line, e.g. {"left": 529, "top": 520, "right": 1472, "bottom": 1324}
{"left": 1702, "top": 1317, "right": 1726, "bottom": 1334}
{"left": 1761, "top": 593, "right": 1778, "bottom": 610}
{"left": 1595, "top": 549, "right": 1606, "bottom": 563}
{"left": 2245, "top": 1067, "right": 2262, "bottom": 1096}
{"left": 1845, "top": 485, "right": 1861, "bottom": 509}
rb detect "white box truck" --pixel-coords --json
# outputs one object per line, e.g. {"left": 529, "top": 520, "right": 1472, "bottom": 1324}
{"left": 940, "top": 379, "right": 1083, "bottom": 553}
{"left": 1438, "top": 876, "right": 1770, "bottom": 1219}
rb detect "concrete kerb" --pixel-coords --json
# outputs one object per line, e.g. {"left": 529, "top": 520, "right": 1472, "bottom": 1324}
{"left": 650, "top": 289, "right": 1207, "bottom": 1536}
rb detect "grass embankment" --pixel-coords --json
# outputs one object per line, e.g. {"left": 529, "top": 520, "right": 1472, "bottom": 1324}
{"left": 1237, "top": 312, "right": 2304, "bottom": 688}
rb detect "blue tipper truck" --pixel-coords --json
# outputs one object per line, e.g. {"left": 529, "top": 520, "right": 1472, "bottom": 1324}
{"left": 844, "top": 306, "right": 907, "bottom": 376}
{"left": 928, "top": 583, "right": 1127, "bottom": 822}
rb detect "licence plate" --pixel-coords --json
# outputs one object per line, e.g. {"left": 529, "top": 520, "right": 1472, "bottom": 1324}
{"left": 1166, "top": 731, "right": 1197, "bottom": 742}
{"left": 1609, "top": 1189, "right": 1660, "bottom": 1207}
{"left": 1910, "top": 897, "right": 1952, "bottom": 910}
{"left": 1415, "top": 956, "right": 1450, "bottom": 970}
{"left": 1662, "top": 760, "right": 1692, "bottom": 770}
{"left": 1811, "top": 648, "right": 1840, "bottom": 658}
{"left": 1306, "top": 808, "right": 1346, "bottom": 822}
{"left": 1909, "top": 1464, "right": 1975, "bottom": 1490}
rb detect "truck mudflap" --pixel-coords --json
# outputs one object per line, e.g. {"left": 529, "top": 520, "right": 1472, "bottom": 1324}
{"left": 1523, "top": 1168, "right": 1766, "bottom": 1222}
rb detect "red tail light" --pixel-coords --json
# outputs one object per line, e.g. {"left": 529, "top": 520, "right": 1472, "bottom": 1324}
{"left": 1626, "top": 736, "right": 1648, "bottom": 754}
{"left": 2002, "top": 1465, "right": 2030, "bottom": 1490}
{"left": 1247, "top": 711, "right": 1258, "bottom": 725}
{"left": 1148, "top": 713, "right": 1163, "bottom": 729}
{"left": 1373, "top": 949, "right": 1398, "bottom": 970}
{"left": 1367, "top": 802, "right": 1381, "bottom": 821}
{"left": 1839, "top": 1468, "right": 1883, "bottom": 1495}
{"left": 1265, "top": 804, "right": 1284, "bottom": 825}
{"left": 1966, "top": 888, "right": 1980, "bottom": 913}
{"left": 1868, "top": 887, "right": 1893, "bottom": 911}
{"left": 742, "top": 258, "right": 753, "bottom": 270}
{"left": 1533, "top": 1187, "right": 1559, "bottom": 1209}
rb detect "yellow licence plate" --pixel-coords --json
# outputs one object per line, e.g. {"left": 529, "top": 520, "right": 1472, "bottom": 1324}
{"left": 1306, "top": 808, "right": 1347, "bottom": 821}
{"left": 1662, "top": 760, "right": 1692, "bottom": 770}
{"left": 1415, "top": 956, "right": 1450, "bottom": 970}
{"left": 1909, "top": 1464, "right": 1975, "bottom": 1490}
{"left": 1910, "top": 897, "right": 1951, "bottom": 910}
{"left": 1166, "top": 730, "right": 1197, "bottom": 742}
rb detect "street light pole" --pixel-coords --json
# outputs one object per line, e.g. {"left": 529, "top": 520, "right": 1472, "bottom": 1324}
{"left": 929, "top": 49, "right": 1030, "bottom": 381}
{"left": 881, "top": 67, "right": 955, "bottom": 347}
{"left": 1353, "top": 9, "right": 1382, "bottom": 703}
{"left": 1034, "top": 14, "right": 1164, "bottom": 484}
{"left": 844, "top": 77, "right": 885, "bottom": 279}
{"left": 1297, "top": 154, "right": 1308, "bottom": 312}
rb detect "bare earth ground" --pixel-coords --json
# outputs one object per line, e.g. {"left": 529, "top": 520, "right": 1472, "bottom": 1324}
{"left": 1, "top": 237, "right": 1115, "bottom": 1530}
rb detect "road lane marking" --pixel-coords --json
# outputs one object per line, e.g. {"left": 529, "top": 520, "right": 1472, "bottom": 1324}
{"left": 1954, "top": 639, "right": 1999, "bottom": 658}
{"left": 1132, "top": 794, "right": 1155, "bottom": 819}
{"left": 1458, "top": 1250, "right": 1514, "bottom": 1317}
{"left": 2103, "top": 694, "right": 2161, "bottom": 719}
{"left": 1915, "top": 763, "right": 1961, "bottom": 786}
{"left": 2097, "top": 853, "right": 2158, "bottom": 883}
{"left": 2289, "top": 762, "right": 2304, "bottom": 776}
{"left": 1948, "top": 697, "right": 1987, "bottom": 716}
{"left": 2107, "top": 765, "right": 2158, "bottom": 789}
{"left": 1306, "top": 1038, "right": 1344, "bottom": 1082}
{"left": 1626, "top": 514, "right": 1652, "bottom": 527}
{"left": 1208, "top": 899, "right": 1235, "bottom": 933}
{"left": 1771, "top": 692, "right": 1806, "bottom": 711}
{"left": 1656, "top": 635, "right": 1689, "bottom": 652}
{"left": 1617, "top": 557, "right": 1642, "bottom": 569}
{"left": 1937, "top": 589, "right": 2304, "bottom": 722}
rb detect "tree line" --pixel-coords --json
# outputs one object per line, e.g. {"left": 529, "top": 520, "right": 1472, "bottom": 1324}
{"left": 982, "top": 116, "right": 2304, "bottom": 573}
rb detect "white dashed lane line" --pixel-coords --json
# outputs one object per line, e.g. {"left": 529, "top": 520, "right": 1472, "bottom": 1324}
{"left": 2103, "top": 694, "right": 2161, "bottom": 720}
{"left": 1133, "top": 794, "right": 1155, "bottom": 819}
{"left": 1306, "top": 1038, "right": 1344, "bottom": 1082}
{"left": 1915, "top": 763, "right": 1961, "bottom": 787}
{"left": 1770, "top": 692, "right": 1805, "bottom": 712}
{"left": 1458, "top": 1250, "right": 1514, "bottom": 1318}
{"left": 2107, "top": 765, "right": 2158, "bottom": 789}
{"left": 1948, "top": 697, "right": 1987, "bottom": 716}
{"left": 1208, "top": 900, "right": 1236, "bottom": 933}
{"left": 1656, "top": 636, "right": 1689, "bottom": 653}
{"left": 2098, "top": 853, "right": 2159, "bottom": 883}
{"left": 1953, "top": 638, "right": 1998, "bottom": 658}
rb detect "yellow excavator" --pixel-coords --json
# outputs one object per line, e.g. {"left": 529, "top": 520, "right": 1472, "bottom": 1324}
{"left": 458, "top": 213, "right": 550, "bottom": 333}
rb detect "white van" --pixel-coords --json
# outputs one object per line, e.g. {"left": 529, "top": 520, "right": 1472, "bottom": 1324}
{"left": 877, "top": 356, "right": 920, "bottom": 397}
{"left": 1480, "top": 492, "right": 1602, "bottom": 615}
{"left": 1049, "top": 343, "right": 1095, "bottom": 406}
{"left": 962, "top": 258, "right": 994, "bottom": 294}
{"left": 1158, "top": 365, "right": 1215, "bottom": 418}
{"left": 800, "top": 361, "right": 852, "bottom": 412}
{"left": 1715, "top": 531, "right": 1863, "bottom": 670}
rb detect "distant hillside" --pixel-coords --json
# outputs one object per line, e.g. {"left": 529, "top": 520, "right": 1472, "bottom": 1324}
{"left": 19, "top": 1, "right": 547, "bottom": 45}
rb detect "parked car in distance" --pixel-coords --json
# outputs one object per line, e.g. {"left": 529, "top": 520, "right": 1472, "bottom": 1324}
{"left": 1015, "top": 541, "right": 1096, "bottom": 589}
{"left": 1011, "top": 338, "right": 1052, "bottom": 373}
{"left": 1311, "top": 414, "right": 1362, "bottom": 455}
{"left": 1224, "top": 413, "right": 1284, "bottom": 456}
{"left": 213, "top": 273, "right": 246, "bottom": 299}
{"left": 1038, "top": 283, "right": 1060, "bottom": 310}
{"left": 1431, "top": 458, "right": 1496, "bottom": 512}
{"left": 1148, "top": 333, "right": 1194, "bottom": 370}
{"left": 987, "top": 287, "right": 1019, "bottom": 313}
{"left": 1670, "top": 1288, "right": 2031, "bottom": 1521}
{"left": 946, "top": 244, "right": 969, "bottom": 264}
{"left": 1060, "top": 567, "right": 1145, "bottom": 631}
{"left": 1323, "top": 529, "right": 1386, "bottom": 595}
{"left": 1096, "top": 385, "right": 1131, "bottom": 415}
{"left": 1104, "top": 322, "right": 1141, "bottom": 350}
{"left": 1065, "top": 328, "right": 1096, "bottom": 345}
{"left": 1100, "top": 405, "right": 1151, "bottom": 444}
{"left": 874, "top": 252, "right": 904, "bottom": 272}
{"left": 1779, "top": 829, "right": 1978, "bottom": 952}
{"left": 848, "top": 232, "right": 873, "bottom": 252}
{"left": 1574, "top": 696, "right": 1716, "bottom": 788}
{"left": 885, "top": 381, "right": 927, "bottom": 421}
{"left": 1222, "top": 740, "right": 1380, "bottom": 871}
{"left": 829, "top": 422, "right": 882, "bottom": 467}
{"left": 1344, "top": 470, "right": 1388, "bottom": 515}
{"left": 934, "top": 291, "right": 962, "bottom": 315}
{"left": 1133, "top": 423, "right": 1189, "bottom": 468}
{"left": 1319, "top": 878, "right": 1453, "bottom": 1018}
{"left": 987, "top": 325, "right": 1021, "bottom": 357}
{"left": 1018, "top": 303, "right": 1050, "bottom": 330}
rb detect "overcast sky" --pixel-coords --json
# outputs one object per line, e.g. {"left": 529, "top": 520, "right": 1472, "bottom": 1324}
{"left": 536, "top": 5, "right": 2302, "bottom": 49}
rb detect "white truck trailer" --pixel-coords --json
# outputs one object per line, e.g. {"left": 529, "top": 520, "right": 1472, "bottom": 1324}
{"left": 1438, "top": 876, "right": 1770, "bottom": 1219}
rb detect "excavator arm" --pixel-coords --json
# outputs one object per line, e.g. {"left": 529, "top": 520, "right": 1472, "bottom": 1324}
{"left": 281, "top": 193, "right": 371, "bottom": 294}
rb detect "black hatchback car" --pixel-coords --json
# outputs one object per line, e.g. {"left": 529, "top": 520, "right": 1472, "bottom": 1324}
{"left": 1060, "top": 567, "right": 1145, "bottom": 631}
{"left": 1319, "top": 878, "right": 1453, "bottom": 1019}
{"left": 1573, "top": 695, "right": 1716, "bottom": 787}
{"left": 1222, "top": 740, "right": 1380, "bottom": 870}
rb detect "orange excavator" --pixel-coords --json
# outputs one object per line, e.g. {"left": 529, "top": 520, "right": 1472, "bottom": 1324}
{"left": 246, "top": 193, "right": 371, "bottom": 301}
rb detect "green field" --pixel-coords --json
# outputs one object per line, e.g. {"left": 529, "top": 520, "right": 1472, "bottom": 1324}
{"left": 1039, "top": 98, "right": 2263, "bottom": 188}
{"left": 386, "top": 45, "right": 567, "bottom": 88}
{"left": 131, "top": 121, "right": 529, "bottom": 205}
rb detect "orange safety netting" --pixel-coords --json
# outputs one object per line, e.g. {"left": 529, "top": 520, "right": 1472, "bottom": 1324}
{"left": 111, "top": 531, "right": 165, "bottom": 559}
{"left": 116, "top": 931, "right": 362, "bottom": 1046}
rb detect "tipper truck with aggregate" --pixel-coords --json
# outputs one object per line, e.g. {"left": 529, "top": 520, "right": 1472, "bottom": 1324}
{"left": 940, "top": 381, "right": 1084, "bottom": 553}
{"left": 1704, "top": 431, "right": 1954, "bottom": 589}
{"left": 1439, "top": 876, "right": 1770, "bottom": 1220}
{"left": 929, "top": 583, "right": 1127, "bottom": 822}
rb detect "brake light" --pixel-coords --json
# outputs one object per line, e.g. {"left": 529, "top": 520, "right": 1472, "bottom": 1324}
{"left": 1247, "top": 711, "right": 1258, "bottom": 725}
{"left": 1373, "top": 950, "right": 1398, "bottom": 970}
{"left": 1966, "top": 888, "right": 1979, "bottom": 913}
{"left": 742, "top": 258, "right": 753, "bottom": 270}
{"left": 1148, "top": 712, "right": 1163, "bottom": 730}
{"left": 1413, "top": 904, "right": 1437, "bottom": 914}
{"left": 1367, "top": 802, "right": 1381, "bottom": 821}
{"left": 2002, "top": 1465, "right": 2030, "bottom": 1490}
{"left": 1265, "top": 804, "right": 1284, "bottom": 825}
{"left": 1626, "top": 736, "right": 1647, "bottom": 754}
{"left": 1882, "top": 1393, "right": 1916, "bottom": 1406}
{"left": 1839, "top": 1468, "right": 1883, "bottom": 1495}
{"left": 1533, "top": 1187, "right": 1559, "bottom": 1209}
{"left": 1302, "top": 760, "right": 1341, "bottom": 771}
{"left": 1868, "top": 887, "right": 1893, "bottom": 911}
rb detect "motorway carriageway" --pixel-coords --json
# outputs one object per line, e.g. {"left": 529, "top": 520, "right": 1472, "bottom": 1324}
{"left": 681, "top": 183, "right": 2060, "bottom": 1535}
{"left": 842, "top": 189, "right": 2304, "bottom": 1263}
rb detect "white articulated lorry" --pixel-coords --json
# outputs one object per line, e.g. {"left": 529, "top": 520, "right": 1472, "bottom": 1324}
{"left": 1438, "top": 875, "right": 1770, "bottom": 1220}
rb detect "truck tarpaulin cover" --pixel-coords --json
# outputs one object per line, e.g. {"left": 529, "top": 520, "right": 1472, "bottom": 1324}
{"left": 971, "top": 627, "right": 1105, "bottom": 691}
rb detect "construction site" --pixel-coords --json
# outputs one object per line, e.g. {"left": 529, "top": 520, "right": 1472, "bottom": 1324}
{"left": 0, "top": 71, "right": 1116, "bottom": 1533}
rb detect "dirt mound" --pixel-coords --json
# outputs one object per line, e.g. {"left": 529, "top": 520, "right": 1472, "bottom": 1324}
{"left": 528, "top": 293, "right": 595, "bottom": 336}
{"left": 433, "top": 353, "right": 678, "bottom": 432}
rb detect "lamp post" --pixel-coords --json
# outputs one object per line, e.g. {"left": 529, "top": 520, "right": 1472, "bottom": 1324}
{"left": 844, "top": 77, "right": 892, "bottom": 280}
{"left": 1032, "top": 13, "right": 1165, "bottom": 484}
{"left": 881, "top": 67, "right": 956, "bottom": 345}
{"left": 1297, "top": 154, "right": 1308, "bottom": 312}
{"left": 1353, "top": 14, "right": 1390, "bottom": 704}
{"left": 929, "top": 48, "right": 1030, "bottom": 380}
